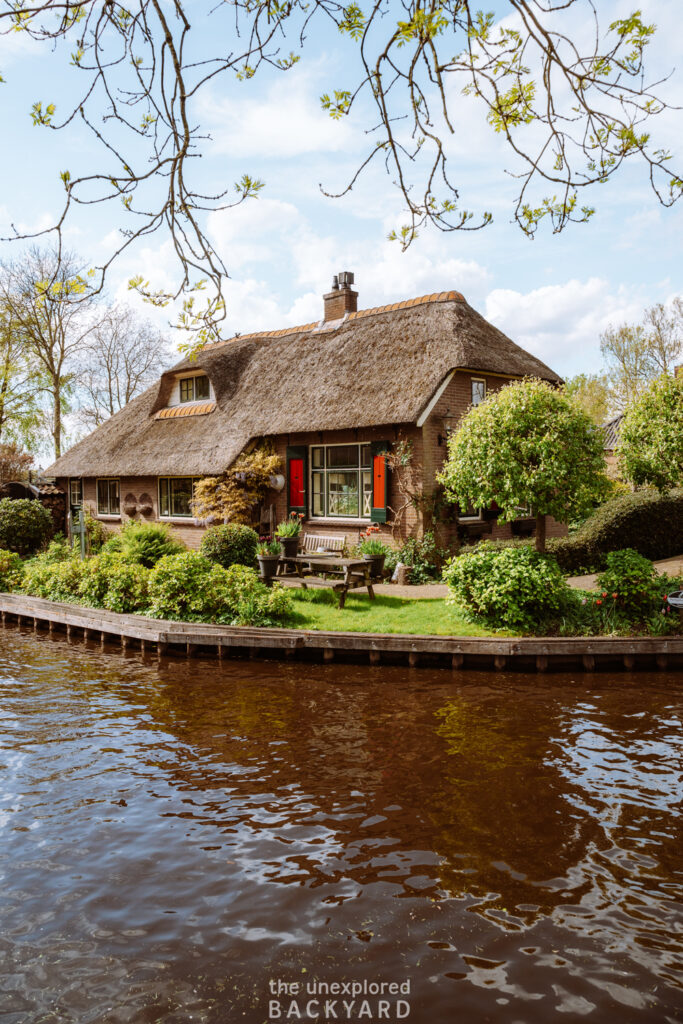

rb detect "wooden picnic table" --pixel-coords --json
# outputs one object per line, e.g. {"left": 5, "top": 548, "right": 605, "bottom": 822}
{"left": 278, "top": 555, "right": 376, "bottom": 609}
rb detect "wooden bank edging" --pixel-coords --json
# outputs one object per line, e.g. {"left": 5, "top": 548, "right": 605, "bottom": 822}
{"left": 1, "top": 592, "right": 682, "bottom": 673}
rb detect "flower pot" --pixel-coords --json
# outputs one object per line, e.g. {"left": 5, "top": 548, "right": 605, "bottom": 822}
{"left": 363, "top": 553, "right": 385, "bottom": 578}
{"left": 278, "top": 536, "right": 299, "bottom": 558}
{"left": 257, "top": 554, "right": 280, "bottom": 581}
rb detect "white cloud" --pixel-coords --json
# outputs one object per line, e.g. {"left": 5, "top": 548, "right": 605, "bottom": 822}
{"left": 484, "top": 278, "right": 647, "bottom": 376}
{"left": 201, "top": 66, "right": 356, "bottom": 160}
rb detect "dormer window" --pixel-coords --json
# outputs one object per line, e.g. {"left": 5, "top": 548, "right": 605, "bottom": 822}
{"left": 179, "top": 374, "right": 210, "bottom": 403}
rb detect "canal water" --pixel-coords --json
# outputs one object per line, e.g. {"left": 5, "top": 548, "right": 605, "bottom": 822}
{"left": 0, "top": 629, "right": 682, "bottom": 1024}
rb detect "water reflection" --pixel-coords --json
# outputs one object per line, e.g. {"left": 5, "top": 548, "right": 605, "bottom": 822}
{"left": 0, "top": 628, "right": 682, "bottom": 1023}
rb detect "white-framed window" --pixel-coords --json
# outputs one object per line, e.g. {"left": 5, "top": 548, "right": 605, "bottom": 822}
{"left": 471, "top": 378, "right": 486, "bottom": 406}
{"left": 178, "top": 374, "right": 211, "bottom": 404}
{"left": 69, "top": 478, "right": 82, "bottom": 508}
{"left": 158, "top": 477, "right": 200, "bottom": 518}
{"left": 97, "top": 478, "right": 120, "bottom": 516}
{"left": 310, "top": 443, "right": 372, "bottom": 519}
{"left": 459, "top": 501, "right": 483, "bottom": 522}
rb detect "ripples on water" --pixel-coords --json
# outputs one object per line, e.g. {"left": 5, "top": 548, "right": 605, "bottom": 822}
{"left": 0, "top": 628, "right": 682, "bottom": 1023}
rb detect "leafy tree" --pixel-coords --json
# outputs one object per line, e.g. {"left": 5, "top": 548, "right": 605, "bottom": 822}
{"left": 0, "top": 302, "right": 43, "bottom": 450}
{"left": 617, "top": 373, "right": 683, "bottom": 492}
{"left": 0, "top": 1, "right": 680, "bottom": 345}
{"left": 564, "top": 372, "right": 611, "bottom": 425}
{"left": 0, "top": 248, "right": 105, "bottom": 458}
{"left": 439, "top": 378, "right": 610, "bottom": 552}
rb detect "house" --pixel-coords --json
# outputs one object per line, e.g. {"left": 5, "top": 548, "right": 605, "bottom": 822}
{"left": 602, "top": 413, "right": 624, "bottom": 479}
{"left": 46, "top": 273, "right": 567, "bottom": 548}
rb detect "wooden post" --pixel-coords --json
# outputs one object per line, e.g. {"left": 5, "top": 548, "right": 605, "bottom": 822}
{"left": 408, "top": 652, "right": 419, "bottom": 668}
{"left": 157, "top": 641, "right": 168, "bottom": 658}
{"left": 121, "top": 635, "right": 128, "bottom": 650}
{"left": 452, "top": 653, "right": 464, "bottom": 670}
{"left": 369, "top": 650, "right": 381, "bottom": 665}
{"left": 535, "top": 655, "right": 548, "bottom": 673}
{"left": 493, "top": 654, "right": 506, "bottom": 671}
{"left": 66, "top": 624, "right": 73, "bottom": 640}
{"left": 623, "top": 654, "right": 635, "bottom": 670}
{"left": 323, "top": 648, "right": 334, "bottom": 662}
{"left": 656, "top": 654, "right": 668, "bottom": 670}
{"left": 582, "top": 654, "right": 595, "bottom": 672}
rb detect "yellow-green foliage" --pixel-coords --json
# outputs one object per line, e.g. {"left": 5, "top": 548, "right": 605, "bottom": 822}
{"left": 192, "top": 444, "right": 281, "bottom": 525}
{"left": 0, "top": 548, "right": 24, "bottom": 592}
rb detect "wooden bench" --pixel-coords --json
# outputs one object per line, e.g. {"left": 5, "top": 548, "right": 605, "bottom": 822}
{"left": 300, "top": 533, "right": 346, "bottom": 555}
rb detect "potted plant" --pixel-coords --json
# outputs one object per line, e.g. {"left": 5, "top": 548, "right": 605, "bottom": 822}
{"left": 359, "top": 526, "right": 388, "bottom": 578}
{"left": 275, "top": 512, "right": 304, "bottom": 557}
{"left": 257, "top": 538, "right": 281, "bottom": 581}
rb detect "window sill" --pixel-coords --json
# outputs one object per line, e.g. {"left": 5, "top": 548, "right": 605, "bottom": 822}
{"left": 96, "top": 514, "right": 121, "bottom": 520}
{"left": 307, "top": 517, "right": 372, "bottom": 526}
{"left": 159, "top": 517, "right": 202, "bottom": 525}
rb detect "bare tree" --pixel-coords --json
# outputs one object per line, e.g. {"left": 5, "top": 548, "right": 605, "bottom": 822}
{"left": 600, "top": 297, "right": 683, "bottom": 411}
{"left": 642, "top": 298, "right": 683, "bottom": 376}
{"left": 78, "top": 305, "right": 171, "bottom": 427}
{"left": 0, "top": 248, "right": 104, "bottom": 458}
{"left": 1, "top": 1, "right": 680, "bottom": 347}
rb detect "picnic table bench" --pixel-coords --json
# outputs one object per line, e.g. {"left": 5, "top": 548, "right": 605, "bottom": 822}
{"left": 278, "top": 554, "right": 376, "bottom": 609}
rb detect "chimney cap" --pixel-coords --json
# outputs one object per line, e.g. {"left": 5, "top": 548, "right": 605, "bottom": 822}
{"left": 338, "top": 271, "right": 354, "bottom": 288}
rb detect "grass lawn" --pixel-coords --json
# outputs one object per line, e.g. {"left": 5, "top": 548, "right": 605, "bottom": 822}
{"left": 287, "top": 590, "right": 513, "bottom": 637}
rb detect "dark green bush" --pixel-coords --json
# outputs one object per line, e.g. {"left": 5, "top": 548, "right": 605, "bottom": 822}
{"left": 115, "top": 521, "right": 185, "bottom": 567}
{"left": 200, "top": 523, "right": 259, "bottom": 569}
{"left": 0, "top": 498, "right": 53, "bottom": 556}
{"left": 547, "top": 489, "right": 683, "bottom": 573}
{"left": 0, "top": 548, "right": 24, "bottom": 592}
{"left": 443, "top": 543, "right": 572, "bottom": 631}
{"left": 596, "top": 549, "right": 665, "bottom": 618}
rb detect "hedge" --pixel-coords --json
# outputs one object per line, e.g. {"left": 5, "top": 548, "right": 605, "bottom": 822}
{"left": 547, "top": 488, "right": 683, "bottom": 573}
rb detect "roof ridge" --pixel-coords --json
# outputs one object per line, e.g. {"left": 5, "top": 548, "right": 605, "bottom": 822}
{"left": 204, "top": 289, "right": 466, "bottom": 351}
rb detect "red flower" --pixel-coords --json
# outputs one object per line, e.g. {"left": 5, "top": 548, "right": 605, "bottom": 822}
{"left": 612, "top": 592, "right": 618, "bottom": 599}
{"left": 596, "top": 599, "right": 602, "bottom": 605}
{"left": 602, "top": 592, "right": 608, "bottom": 598}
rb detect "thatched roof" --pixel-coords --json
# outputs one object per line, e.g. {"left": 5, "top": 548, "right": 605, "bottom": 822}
{"left": 47, "top": 291, "right": 562, "bottom": 478}
{"left": 602, "top": 413, "right": 624, "bottom": 451}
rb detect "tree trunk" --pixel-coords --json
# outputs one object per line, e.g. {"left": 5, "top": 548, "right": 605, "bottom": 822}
{"left": 52, "top": 384, "right": 61, "bottom": 460}
{"left": 535, "top": 512, "right": 546, "bottom": 553}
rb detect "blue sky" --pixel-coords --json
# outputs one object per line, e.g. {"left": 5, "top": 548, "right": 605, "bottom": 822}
{"left": 1, "top": 0, "right": 681, "bottom": 380}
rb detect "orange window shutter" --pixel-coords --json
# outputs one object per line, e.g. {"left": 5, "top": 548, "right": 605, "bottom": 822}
{"left": 373, "top": 455, "right": 385, "bottom": 508}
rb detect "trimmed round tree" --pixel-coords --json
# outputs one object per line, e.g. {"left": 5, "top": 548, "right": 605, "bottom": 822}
{"left": 439, "top": 378, "right": 609, "bottom": 552}
{"left": 617, "top": 373, "right": 683, "bottom": 492}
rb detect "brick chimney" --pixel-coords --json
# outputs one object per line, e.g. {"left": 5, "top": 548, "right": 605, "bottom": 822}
{"left": 323, "top": 271, "right": 357, "bottom": 321}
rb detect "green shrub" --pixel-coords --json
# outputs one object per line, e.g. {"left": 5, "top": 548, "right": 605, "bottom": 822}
{"left": 116, "top": 521, "right": 185, "bottom": 567}
{"left": 147, "top": 551, "right": 291, "bottom": 625}
{"left": 443, "top": 543, "right": 572, "bottom": 631}
{"left": 98, "top": 557, "right": 149, "bottom": 614}
{"left": 147, "top": 551, "right": 236, "bottom": 622}
{"left": 0, "top": 498, "right": 53, "bottom": 556}
{"left": 221, "top": 564, "right": 292, "bottom": 626}
{"left": 22, "top": 555, "right": 89, "bottom": 603}
{"left": 0, "top": 548, "right": 24, "bottom": 592}
{"left": 100, "top": 534, "right": 124, "bottom": 555}
{"left": 84, "top": 511, "right": 110, "bottom": 553}
{"left": 547, "top": 488, "right": 683, "bottom": 574}
{"left": 596, "top": 549, "right": 665, "bottom": 618}
{"left": 41, "top": 535, "right": 72, "bottom": 563}
{"left": 200, "top": 523, "right": 259, "bottom": 569}
{"left": 385, "top": 530, "right": 448, "bottom": 583}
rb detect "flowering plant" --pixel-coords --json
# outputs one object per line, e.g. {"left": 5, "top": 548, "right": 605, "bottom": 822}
{"left": 275, "top": 512, "right": 304, "bottom": 538}
{"left": 359, "top": 524, "right": 388, "bottom": 556}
